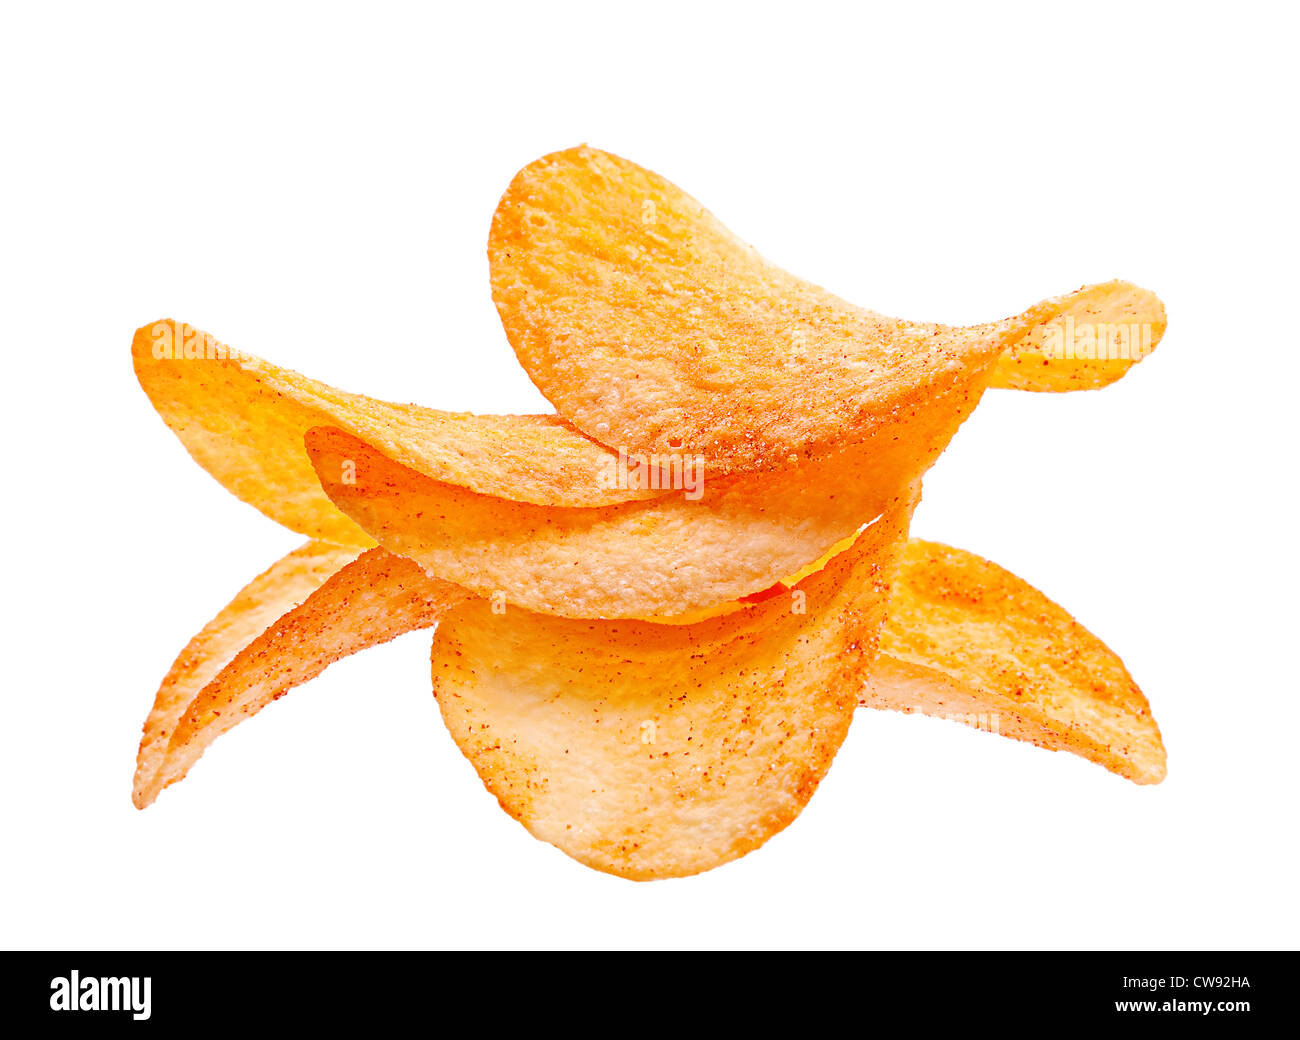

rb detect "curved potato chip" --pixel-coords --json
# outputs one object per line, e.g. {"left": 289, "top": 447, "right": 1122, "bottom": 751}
{"left": 132, "top": 321, "right": 663, "bottom": 545}
{"left": 988, "top": 280, "right": 1167, "bottom": 392}
{"left": 134, "top": 540, "right": 361, "bottom": 805}
{"left": 136, "top": 547, "right": 465, "bottom": 807}
{"left": 306, "top": 367, "right": 979, "bottom": 619}
{"left": 430, "top": 501, "right": 916, "bottom": 880}
{"left": 489, "top": 145, "right": 1164, "bottom": 471}
{"left": 864, "top": 539, "right": 1165, "bottom": 784}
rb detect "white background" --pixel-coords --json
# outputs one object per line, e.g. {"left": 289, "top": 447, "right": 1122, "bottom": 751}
{"left": 2, "top": 2, "right": 1297, "bottom": 950}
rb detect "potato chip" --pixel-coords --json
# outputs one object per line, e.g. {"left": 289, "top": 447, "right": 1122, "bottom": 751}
{"left": 865, "top": 539, "right": 1165, "bottom": 784}
{"left": 132, "top": 321, "right": 664, "bottom": 545}
{"left": 988, "top": 280, "right": 1167, "bottom": 392}
{"left": 136, "top": 547, "right": 465, "bottom": 807}
{"left": 134, "top": 540, "right": 361, "bottom": 806}
{"left": 430, "top": 500, "right": 916, "bottom": 880}
{"left": 306, "top": 362, "right": 979, "bottom": 619}
{"left": 489, "top": 145, "right": 1163, "bottom": 472}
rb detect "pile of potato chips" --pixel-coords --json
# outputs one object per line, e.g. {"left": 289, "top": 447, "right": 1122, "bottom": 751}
{"left": 132, "top": 146, "right": 1167, "bottom": 879}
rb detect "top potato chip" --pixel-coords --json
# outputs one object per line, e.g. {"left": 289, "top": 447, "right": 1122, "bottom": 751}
{"left": 133, "top": 320, "right": 666, "bottom": 544}
{"left": 490, "top": 146, "right": 1164, "bottom": 472}
{"left": 989, "top": 280, "right": 1167, "bottom": 392}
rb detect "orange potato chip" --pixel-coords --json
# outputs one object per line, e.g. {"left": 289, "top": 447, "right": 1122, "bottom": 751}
{"left": 305, "top": 361, "right": 979, "bottom": 619}
{"left": 430, "top": 501, "right": 917, "bottom": 880}
{"left": 132, "top": 320, "right": 664, "bottom": 545}
{"left": 135, "top": 546, "right": 465, "bottom": 807}
{"left": 865, "top": 539, "right": 1165, "bottom": 784}
{"left": 489, "top": 145, "right": 1163, "bottom": 472}
{"left": 989, "top": 280, "right": 1167, "bottom": 392}
{"left": 134, "top": 540, "right": 361, "bottom": 805}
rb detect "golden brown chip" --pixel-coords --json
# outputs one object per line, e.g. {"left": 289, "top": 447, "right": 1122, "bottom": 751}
{"left": 988, "top": 280, "right": 1167, "bottom": 392}
{"left": 490, "top": 145, "right": 1164, "bottom": 473}
{"left": 306, "top": 363, "right": 979, "bottom": 619}
{"left": 865, "top": 539, "right": 1165, "bottom": 784}
{"left": 430, "top": 500, "right": 917, "bottom": 880}
{"left": 132, "top": 321, "right": 664, "bottom": 545}
{"left": 134, "top": 540, "right": 361, "bottom": 805}
{"left": 135, "top": 547, "right": 465, "bottom": 807}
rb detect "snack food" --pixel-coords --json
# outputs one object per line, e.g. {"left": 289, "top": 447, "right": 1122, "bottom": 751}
{"left": 130, "top": 145, "right": 1168, "bottom": 880}
{"left": 431, "top": 503, "right": 915, "bottom": 879}
{"left": 134, "top": 533, "right": 1170, "bottom": 842}
{"left": 134, "top": 541, "right": 362, "bottom": 805}
{"left": 132, "top": 321, "right": 667, "bottom": 544}
{"left": 134, "top": 546, "right": 464, "bottom": 808}
{"left": 866, "top": 539, "right": 1165, "bottom": 785}
{"left": 303, "top": 357, "right": 974, "bottom": 619}
{"left": 490, "top": 146, "right": 1165, "bottom": 473}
